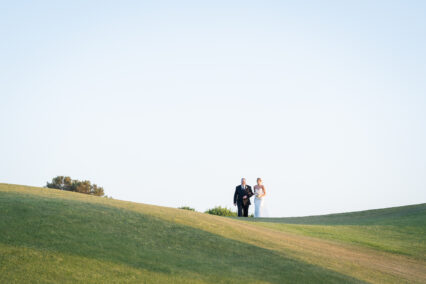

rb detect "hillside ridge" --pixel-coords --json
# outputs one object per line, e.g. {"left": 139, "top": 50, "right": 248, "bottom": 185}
{"left": 1, "top": 182, "right": 425, "bottom": 283}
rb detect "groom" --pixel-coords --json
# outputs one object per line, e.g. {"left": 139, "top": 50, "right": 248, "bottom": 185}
{"left": 233, "top": 178, "right": 254, "bottom": 217}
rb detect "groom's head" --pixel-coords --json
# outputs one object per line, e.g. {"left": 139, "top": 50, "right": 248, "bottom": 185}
{"left": 241, "top": 178, "right": 246, "bottom": 186}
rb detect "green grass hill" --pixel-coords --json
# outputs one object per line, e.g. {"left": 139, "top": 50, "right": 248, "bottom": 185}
{"left": 1, "top": 183, "right": 425, "bottom": 283}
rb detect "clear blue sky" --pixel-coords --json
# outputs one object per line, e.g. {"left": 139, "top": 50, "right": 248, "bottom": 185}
{"left": 1, "top": 1, "right": 425, "bottom": 217}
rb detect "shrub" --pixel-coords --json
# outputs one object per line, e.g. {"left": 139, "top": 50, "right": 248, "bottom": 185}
{"left": 205, "top": 206, "right": 237, "bottom": 217}
{"left": 178, "top": 206, "right": 195, "bottom": 211}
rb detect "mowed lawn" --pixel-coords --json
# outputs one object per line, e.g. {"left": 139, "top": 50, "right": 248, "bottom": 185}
{"left": 1, "top": 183, "right": 425, "bottom": 283}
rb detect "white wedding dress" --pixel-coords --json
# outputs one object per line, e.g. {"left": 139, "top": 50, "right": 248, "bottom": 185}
{"left": 254, "top": 186, "right": 265, "bottom": 218}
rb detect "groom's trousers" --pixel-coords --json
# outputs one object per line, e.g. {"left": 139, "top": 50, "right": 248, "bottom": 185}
{"left": 237, "top": 202, "right": 249, "bottom": 217}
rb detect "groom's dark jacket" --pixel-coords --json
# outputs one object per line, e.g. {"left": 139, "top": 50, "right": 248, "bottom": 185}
{"left": 234, "top": 185, "right": 254, "bottom": 205}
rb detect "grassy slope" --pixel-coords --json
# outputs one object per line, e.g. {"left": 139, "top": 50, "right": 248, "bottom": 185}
{"left": 248, "top": 203, "right": 426, "bottom": 225}
{"left": 244, "top": 204, "right": 426, "bottom": 261}
{"left": 0, "top": 183, "right": 425, "bottom": 283}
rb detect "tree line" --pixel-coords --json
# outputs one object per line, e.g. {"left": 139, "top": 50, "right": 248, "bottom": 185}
{"left": 46, "top": 176, "right": 105, "bottom": 196}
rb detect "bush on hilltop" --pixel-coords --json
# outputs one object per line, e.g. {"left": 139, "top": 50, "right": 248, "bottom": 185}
{"left": 205, "top": 206, "right": 237, "bottom": 217}
{"left": 46, "top": 176, "right": 105, "bottom": 196}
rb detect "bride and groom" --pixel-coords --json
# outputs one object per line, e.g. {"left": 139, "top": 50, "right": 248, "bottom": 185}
{"left": 233, "top": 177, "right": 267, "bottom": 217}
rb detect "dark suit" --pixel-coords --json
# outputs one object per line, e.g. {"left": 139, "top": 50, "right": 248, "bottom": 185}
{"left": 234, "top": 185, "right": 253, "bottom": 217}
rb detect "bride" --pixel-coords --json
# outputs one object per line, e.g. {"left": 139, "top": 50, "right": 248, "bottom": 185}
{"left": 254, "top": 178, "right": 267, "bottom": 218}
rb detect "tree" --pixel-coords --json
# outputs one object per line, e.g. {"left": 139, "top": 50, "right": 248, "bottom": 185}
{"left": 46, "top": 176, "right": 72, "bottom": 191}
{"left": 91, "top": 184, "right": 105, "bottom": 196}
{"left": 46, "top": 176, "right": 105, "bottom": 196}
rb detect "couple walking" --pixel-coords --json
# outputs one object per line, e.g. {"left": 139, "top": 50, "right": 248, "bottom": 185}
{"left": 233, "top": 178, "right": 267, "bottom": 217}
